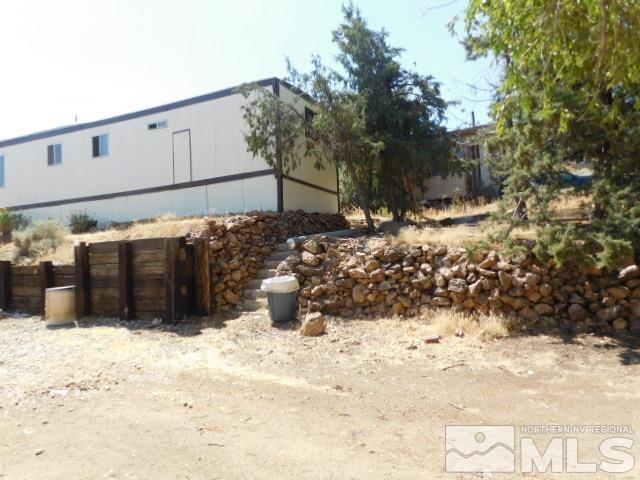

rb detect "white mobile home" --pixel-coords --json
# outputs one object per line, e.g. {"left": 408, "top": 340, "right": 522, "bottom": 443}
{"left": 422, "top": 124, "right": 497, "bottom": 203}
{"left": 0, "top": 78, "right": 338, "bottom": 224}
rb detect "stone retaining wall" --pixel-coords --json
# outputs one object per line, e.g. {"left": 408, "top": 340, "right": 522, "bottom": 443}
{"left": 278, "top": 236, "right": 640, "bottom": 335}
{"left": 192, "top": 210, "right": 349, "bottom": 310}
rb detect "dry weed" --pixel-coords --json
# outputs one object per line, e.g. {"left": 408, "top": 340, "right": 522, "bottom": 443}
{"left": 8, "top": 213, "right": 212, "bottom": 265}
{"left": 422, "top": 308, "right": 514, "bottom": 341}
{"left": 421, "top": 196, "right": 498, "bottom": 220}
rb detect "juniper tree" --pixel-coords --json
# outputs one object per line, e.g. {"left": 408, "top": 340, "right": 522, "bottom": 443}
{"left": 334, "top": 4, "right": 453, "bottom": 221}
{"left": 239, "top": 61, "right": 382, "bottom": 232}
{"left": 240, "top": 3, "right": 454, "bottom": 227}
{"left": 463, "top": 0, "right": 640, "bottom": 268}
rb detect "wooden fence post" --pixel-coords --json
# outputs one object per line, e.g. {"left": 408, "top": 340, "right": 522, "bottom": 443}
{"left": 74, "top": 242, "right": 90, "bottom": 318}
{"left": 39, "top": 261, "right": 54, "bottom": 314}
{"left": 164, "top": 237, "right": 189, "bottom": 322}
{"left": 177, "top": 237, "right": 189, "bottom": 319}
{"left": 0, "top": 261, "right": 11, "bottom": 311}
{"left": 118, "top": 241, "right": 133, "bottom": 320}
{"left": 193, "top": 237, "right": 211, "bottom": 316}
{"left": 164, "top": 238, "right": 178, "bottom": 322}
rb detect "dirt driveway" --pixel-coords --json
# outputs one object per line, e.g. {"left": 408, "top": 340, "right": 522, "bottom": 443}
{"left": 1, "top": 312, "right": 639, "bottom": 479}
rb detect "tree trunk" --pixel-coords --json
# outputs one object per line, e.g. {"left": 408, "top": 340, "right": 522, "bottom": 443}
{"left": 345, "top": 157, "right": 375, "bottom": 232}
{"left": 513, "top": 197, "right": 528, "bottom": 222}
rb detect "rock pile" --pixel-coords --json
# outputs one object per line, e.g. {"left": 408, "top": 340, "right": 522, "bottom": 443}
{"left": 193, "top": 210, "right": 349, "bottom": 310}
{"left": 278, "top": 237, "right": 640, "bottom": 335}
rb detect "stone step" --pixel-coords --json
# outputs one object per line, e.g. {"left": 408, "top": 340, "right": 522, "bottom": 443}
{"left": 276, "top": 242, "right": 294, "bottom": 252}
{"left": 243, "top": 298, "right": 268, "bottom": 311}
{"left": 264, "top": 260, "right": 282, "bottom": 269}
{"left": 244, "top": 288, "right": 266, "bottom": 300}
{"left": 270, "top": 250, "right": 299, "bottom": 261}
{"left": 258, "top": 268, "right": 278, "bottom": 279}
{"left": 246, "top": 278, "right": 264, "bottom": 289}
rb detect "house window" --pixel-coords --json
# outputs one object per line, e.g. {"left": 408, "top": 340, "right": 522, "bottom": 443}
{"left": 148, "top": 120, "right": 168, "bottom": 130}
{"left": 92, "top": 134, "right": 109, "bottom": 158}
{"left": 0, "top": 155, "right": 4, "bottom": 187}
{"left": 47, "top": 143, "right": 62, "bottom": 166}
{"left": 304, "top": 107, "right": 315, "bottom": 138}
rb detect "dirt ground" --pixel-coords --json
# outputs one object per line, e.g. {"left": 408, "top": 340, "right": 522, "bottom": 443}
{"left": 1, "top": 311, "right": 639, "bottom": 479}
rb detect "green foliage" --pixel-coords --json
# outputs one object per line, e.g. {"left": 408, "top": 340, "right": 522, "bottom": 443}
{"left": 0, "top": 208, "right": 30, "bottom": 233}
{"left": 68, "top": 210, "right": 98, "bottom": 234}
{"left": 239, "top": 3, "right": 454, "bottom": 228}
{"left": 333, "top": 4, "right": 454, "bottom": 220}
{"left": 13, "top": 220, "right": 68, "bottom": 257}
{"left": 339, "top": 164, "right": 386, "bottom": 212}
{"left": 240, "top": 58, "right": 383, "bottom": 230}
{"left": 463, "top": 0, "right": 640, "bottom": 269}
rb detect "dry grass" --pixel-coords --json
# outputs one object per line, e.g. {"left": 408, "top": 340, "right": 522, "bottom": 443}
{"left": 342, "top": 207, "right": 392, "bottom": 226}
{"left": 343, "top": 197, "right": 500, "bottom": 226}
{"left": 422, "top": 308, "right": 514, "bottom": 341}
{"left": 1, "top": 213, "right": 210, "bottom": 265}
{"left": 549, "top": 194, "right": 591, "bottom": 221}
{"left": 420, "top": 196, "right": 498, "bottom": 221}
{"left": 386, "top": 224, "right": 488, "bottom": 247}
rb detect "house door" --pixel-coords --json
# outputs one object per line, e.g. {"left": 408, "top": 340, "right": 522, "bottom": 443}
{"left": 172, "top": 129, "right": 192, "bottom": 183}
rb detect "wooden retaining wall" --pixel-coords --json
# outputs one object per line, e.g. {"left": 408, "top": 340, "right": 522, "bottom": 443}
{"left": 0, "top": 236, "right": 211, "bottom": 321}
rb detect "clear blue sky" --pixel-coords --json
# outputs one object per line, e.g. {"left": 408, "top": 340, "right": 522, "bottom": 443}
{"left": 0, "top": 0, "right": 498, "bottom": 140}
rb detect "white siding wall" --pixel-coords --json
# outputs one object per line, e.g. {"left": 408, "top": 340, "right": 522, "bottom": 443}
{"left": 423, "top": 174, "right": 467, "bottom": 201}
{"left": 0, "top": 80, "right": 339, "bottom": 223}
{"left": 23, "top": 176, "right": 278, "bottom": 224}
{"left": 0, "top": 86, "right": 278, "bottom": 223}
{"left": 278, "top": 84, "right": 339, "bottom": 213}
{"left": 423, "top": 146, "right": 496, "bottom": 201}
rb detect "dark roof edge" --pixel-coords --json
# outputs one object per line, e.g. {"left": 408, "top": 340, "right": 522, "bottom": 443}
{"left": 0, "top": 77, "right": 279, "bottom": 149}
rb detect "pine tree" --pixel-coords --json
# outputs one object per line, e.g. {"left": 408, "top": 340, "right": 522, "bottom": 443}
{"left": 463, "top": 0, "right": 640, "bottom": 268}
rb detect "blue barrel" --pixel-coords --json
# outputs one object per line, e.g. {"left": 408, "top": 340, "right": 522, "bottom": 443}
{"left": 261, "top": 276, "right": 299, "bottom": 323}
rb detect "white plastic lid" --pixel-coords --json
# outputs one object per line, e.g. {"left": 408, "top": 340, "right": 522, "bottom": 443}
{"left": 261, "top": 275, "right": 300, "bottom": 293}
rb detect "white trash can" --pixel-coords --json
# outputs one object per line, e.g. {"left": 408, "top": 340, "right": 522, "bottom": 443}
{"left": 45, "top": 286, "right": 76, "bottom": 326}
{"left": 261, "top": 276, "right": 299, "bottom": 323}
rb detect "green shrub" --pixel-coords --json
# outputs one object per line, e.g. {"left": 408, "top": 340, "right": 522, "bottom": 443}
{"left": 0, "top": 208, "right": 30, "bottom": 232}
{"left": 68, "top": 210, "right": 98, "bottom": 234}
{"left": 13, "top": 220, "right": 69, "bottom": 257}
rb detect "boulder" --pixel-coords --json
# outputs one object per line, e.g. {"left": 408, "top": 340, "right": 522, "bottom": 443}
{"left": 524, "top": 272, "right": 542, "bottom": 285}
{"left": 612, "top": 318, "right": 628, "bottom": 331}
{"left": 498, "top": 270, "right": 512, "bottom": 290}
{"left": 432, "top": 296, "right": 452, "bottom": 307}
{"left": 348, "top": 268, "right": 368, "bottom": 280}
{"left": 618, "top": 264, "right": 640, "bottom": 282}
{"left": 606, "top": 286, "right": 630, "bottom": 300}
{"left": 534, "top": 303, "right": 554, "bottom": 316}
{"left": 352, "top": 284, "right": 369, "bottom": 304}
{"left": 311, "top": 285, "right": 326, "bottom": 298}
{"left": 300, "top": 312, "right": 326, "bottom": 336}
{"left": 596, "top": 306, "right": 625, "bottom": 322}
{"left": 468, "top": 279, "right": 483, "bottom": 296}
{"left": 222, "top": 289, "right": 240, "bottom": 305}
{"left": 369, "top": 268, "right": 386, "bottom": 283}
{"left": 296, "top": 265, "right": 325, "bottom": 278}
{"left": 539, "top": 283, "right": 552, "bottom": 297}
{"left": 301, "top": 251, "right": 321, "bottom": 266}
{"left": 477, "top": 267, "right": 497, "bottom": 278}
{"left": 392, "top": 302, "right": 405, "bottom": 315}
{"left": 302, "top": 239, "right": 321, "bottom": 254}
{"left": 447, "top": 278, "right": 467, "bottom": 294}
{"left": 525, "top": 290, "right": 542, "bottom": 303}
{"left": 364, "top": 259, "right": 381, "bottom": 273}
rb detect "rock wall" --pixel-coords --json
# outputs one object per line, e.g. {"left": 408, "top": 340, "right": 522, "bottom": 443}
{"left": 278, "top": 236, "right": 640, "bottom": 335}
{"left": 191, "top": 210, "right": 349, "bottom": 310}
